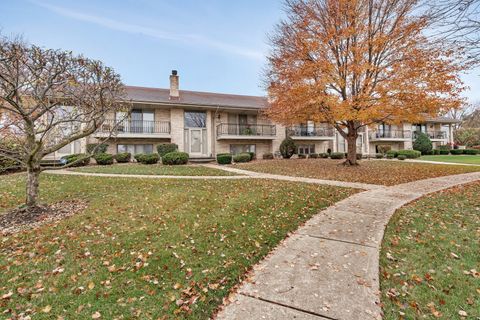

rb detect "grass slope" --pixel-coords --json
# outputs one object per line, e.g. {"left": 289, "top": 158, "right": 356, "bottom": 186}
{"left": 0, "top": 174, "right": 354, "bottom": 319}
{"left": 71, "top": 164, "right": 236, "bottom": 176}
{"left": 419, "top": 155, "right": 480, "bottom": 165}
{"left": 380, "top": 182, "right": 480, "bottom": 319}
{"left": 235, "top": 159, "right": 480, "bottom": 186}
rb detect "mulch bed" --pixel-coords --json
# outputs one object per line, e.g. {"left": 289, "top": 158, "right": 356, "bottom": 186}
{"left": 0, "top": 200, "right": 88, "bottom": 235}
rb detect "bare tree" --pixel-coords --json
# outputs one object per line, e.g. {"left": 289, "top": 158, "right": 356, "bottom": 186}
{"left": 0, "top": 36, "right": 126, "bottom": 209}
{"left": 446, "top": 102, "right": 476, "bottom": 129}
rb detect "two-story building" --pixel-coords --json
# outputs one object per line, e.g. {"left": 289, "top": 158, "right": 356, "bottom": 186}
{"left": 47, "top": 71, "right": 457, "bottom": 160}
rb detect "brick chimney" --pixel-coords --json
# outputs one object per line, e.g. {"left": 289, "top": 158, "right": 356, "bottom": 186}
{"left": 169, "top": 70, "right": 179, "bottom": 100}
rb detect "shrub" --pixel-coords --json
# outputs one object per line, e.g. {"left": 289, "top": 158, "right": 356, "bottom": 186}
{"left": 377, "top": 145, "right": 392, "bottom": 154}
{"left": 162, "top": 152, "right": 188, "bottom": 165}
{"left": 397, "top": 149, "right": 421, "bottom": 159}
{"left": 262, "top": 153, "right": 274, "bottom": 160}
{"left": 330, "top": 152, "right": 345, "bottom": 159}
{"left": 217, "top": 153, "right": 232, "bottom": 165}
{"left": 0, "top": 140, "right": 22, "bottom": 173}
{"left": 93, "top": 153, "right": 114, "bottom": 165}
{"left": 247, "top": 152, "right": 256, "bottom": 160}
{"left": 86, "top": 143, "right": 108, "bottom": 154}
{"left": 463, "top": 149, "right": 479, "bottom": 155}
{"left": 439, "top": 149, "right": 450, "bottom": 155}
{"left": 279, "top": 137, "right": 296, "bottom": 159}
{"left": 423, "top": 150, "right": 434, "bottom": 155}
{"left": 375, "top": 153, "right": 384, "bottom": 159}
{"left": 450, "top": 149, "right": 463, "bottom": 155}
{"left": 437, "top": 144, "right": 451, "bottom": 151}
{"left": 309, "top": 153, "right": 319, "bottom": 159}
{"left": 397, "top": 155, "right": 407, "bottom": 160}
{"left": 115, "top": 152, "right": 131, "bottom": 163}
{"left": 319, "top": 153, "right": 329, "bottom": 158}
{"left": 134, "top": 154, "right": 145, "bottom": 162}
{"left": 136, "top": 153, "right": 161, "bottom": 164}
{"left": 356, "top": 153, "right": 363, "bottom": 160}
{"left": 298, "top": 154, "right": 307, "bottom": 159}
{"left": 386, "top": 150, "right": 398, "bottom": 158}
{"left": 61, "top": 153, "right": 90, "bottom": 167}
{"left": 233, "top": 153, "right": 251, "bottom": 163}
{"left": 432, "top": 149, "right": 441, "bottom": 155}
{"left": 413, "top": 132, "right": 433, "bottom": 155}
{"left": 157, "top": 143, "right": 178, "bottom": 157}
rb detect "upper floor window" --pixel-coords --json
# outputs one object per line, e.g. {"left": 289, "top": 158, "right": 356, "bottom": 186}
{"left": 185, "top": 111, "right": 206, "bottom": 128}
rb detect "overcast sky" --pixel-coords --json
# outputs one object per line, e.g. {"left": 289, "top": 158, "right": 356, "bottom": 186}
{"left": 2, "top": 0, "right": 479, "bottom": 103}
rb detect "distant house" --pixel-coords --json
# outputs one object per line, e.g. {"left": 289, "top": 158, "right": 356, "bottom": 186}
{"left": 46, "top": 70, "right": 458, "bottom": 160}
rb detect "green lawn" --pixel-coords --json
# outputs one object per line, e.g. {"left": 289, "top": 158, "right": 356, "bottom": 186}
{"left": 71, "top": 164, "right": 236, "bottom": 176}
{"left": 419, "top": 155, "right": 480, "bottom": 165}
{"left": 380, "top": 182, "right": 480, "bottom": 319}
{"left": 0, "top": 174, "right": 355, "bottom": 319}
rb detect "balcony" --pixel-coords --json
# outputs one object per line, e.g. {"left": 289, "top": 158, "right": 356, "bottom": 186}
{"left": 414, "top": 131, "right": 447, "bottom": 140}
{"left": 287, "top": 126, "right": 335, "bottom": 140}
{"left": 216, "top": 123, "right": 276, "bottom": 140}
{"left": 369, "top": 130, "right": 411, "bottom": 141}
{"left": 94, "top": 119, "right": 171, "bottom": 138}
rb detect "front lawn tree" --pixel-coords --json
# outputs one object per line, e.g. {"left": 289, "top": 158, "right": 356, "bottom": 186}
{"left": 0, "top": 36, "right": 125, "bottom": 209}
{"left": 265, "top": 0, "right": 467, "bottom": 165}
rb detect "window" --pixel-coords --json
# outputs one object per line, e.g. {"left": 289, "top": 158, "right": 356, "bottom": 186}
{"left": 117, "top": 144, "right": 153, "bottom": 155}
{"left": 297, "top": 144, "right": 315, "bottom": 155}
{"left": 185, "top": 111, "right": 206, "bottom": 128}
{"left": 230, "top": 144, "right": 256, "bottom": 155}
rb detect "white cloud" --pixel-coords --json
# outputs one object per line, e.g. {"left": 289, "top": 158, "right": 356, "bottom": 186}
{"left": 31, "top": 1, "right": 265, "bottom": 60}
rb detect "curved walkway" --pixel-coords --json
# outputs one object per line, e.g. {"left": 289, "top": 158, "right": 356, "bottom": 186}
{"left": 216, "top": 171, "right": 480, "bottom": 320}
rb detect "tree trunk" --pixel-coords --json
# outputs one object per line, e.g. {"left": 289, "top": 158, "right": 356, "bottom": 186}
{"left": 345, "top": 134, "right": 358, "bottom": 166}
{"left": 26, "top": 165, "right": 41, "bottom": 208}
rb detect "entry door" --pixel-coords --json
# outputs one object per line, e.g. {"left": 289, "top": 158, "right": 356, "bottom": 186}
{"left": 188, "top": 128, "right": 204, "bottom": 156}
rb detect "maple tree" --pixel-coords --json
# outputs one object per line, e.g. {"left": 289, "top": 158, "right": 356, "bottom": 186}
{"left": 265, "top": 0, "right": 468, "bottom": 165}
{"left": 0, "top": 36, "right": 126, "bottom": 209}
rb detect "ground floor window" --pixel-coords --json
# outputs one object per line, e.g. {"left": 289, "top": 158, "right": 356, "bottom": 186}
{"left": 297, "top": 144, "right": 315, "bottom": 155}
{"left": 117, "top": 144, "right": 153, "bottom": 155}
{"left": 230, "top": 144, "right": 256, "bottom": 155}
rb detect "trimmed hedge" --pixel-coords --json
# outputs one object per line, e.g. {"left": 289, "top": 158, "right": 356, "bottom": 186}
{"left": 330, "top": 152, "right": 345, "bottom": 159}
{"left": 319, "top": 153, "right": 329, "bottom": 158}
{"left": 309, "top": 153, "right": 319, "bottom": 159}
{"left": 217, "top": 153, "right": 232, "bottom": 165}
{"left": 397, "top": 155, "right": 407, "bottom": 160}
{"left": 397, "top": 150, "right": 421, "bottom": 159}
{"left": 86, "top": 143, "right": 108, "bottom": 154}
{"left": 162, "top": 152, "right": 188, "bottom": 165}
{"left": 279, "top": 137, "right": 296, "bottom": 159}
{"left": 432, "top": 149, "right": 441, "bottom": 155}
{"left": 450, "top": 149, "right": 464, "bottom": 155}
{"left": 136, "top": 153, "right": 160, "bottom": 164}
{"left": 298, "top": 154, "right": 307, "bottom": 159}
{"left": 93, "top": 153, "right": 114, "bottom": 165}
{"left": 233, "top": 153, "right": 251, "bottom": 163}
{"left": 61, "top": 153, "right": 90, "bottom": 167}
{"left": 157, "top": 143, "right": 178, "bottom": 157}
{"left": 375, "top": 153, "right": 384, "bottom": 159}
{"left": 115, "top": 152, "right": 131, "bottom": 163}
{"left": 262, "top": 153, "right": 274, "bottom": 160}
{"left": 386, "top": 150, "right": 398, "bottom": 158}
{"left": 439, "top": 149, "right": 450, "bottom": 155}
{"left": 463, "top": 149, "right": 479, "bottom": 155}
{"left": 247, "top": 152, "right": 256, "bottom": 160}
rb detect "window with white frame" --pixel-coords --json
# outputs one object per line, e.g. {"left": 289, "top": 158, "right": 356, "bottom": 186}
{"left": 230, "top": 144, "right": 256, "bottom": 155}
{"left": 117, "top": 144, "right": 153, "bottom": 155}
{"left": 297, "top": 144, "right": 315, "bottom": 155}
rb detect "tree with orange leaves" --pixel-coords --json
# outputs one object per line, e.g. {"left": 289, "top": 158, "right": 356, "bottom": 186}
{"left": 265, "top": 0, "right": 468, "bottom": 165}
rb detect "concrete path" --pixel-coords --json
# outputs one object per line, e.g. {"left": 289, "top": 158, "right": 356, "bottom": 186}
{"left": 216, "top": 171, "right": 480, "bottom": 320}
{"left": 202, "top": 164, "right": 382, "bottom": 190}
{"left": 405, "top": 159, "right": 480, "bottom": 166}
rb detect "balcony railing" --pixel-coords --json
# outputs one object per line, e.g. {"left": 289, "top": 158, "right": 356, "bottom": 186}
{"left": 216, "top": 123, "right": 276, "bottom": 137}
{"left": 414, "top": 131, "right": 447, "bottom": 140}
{"left": 98, "top": 119, "right": 171, "bottom": 135}
{"left": 370, "top": 130, "right": 411, "bottom": 139}
{"left": 287, "top": 126, "right": 335, "bottom": 137}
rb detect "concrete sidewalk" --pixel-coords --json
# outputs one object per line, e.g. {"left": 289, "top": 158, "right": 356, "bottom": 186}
{"left": 216, "top": 171, "right": 480, "bottom": 320}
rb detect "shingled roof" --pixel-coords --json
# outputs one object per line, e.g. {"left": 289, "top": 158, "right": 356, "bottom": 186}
{"left": 126, "top": 86, "right": 268, "bottom": 109}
